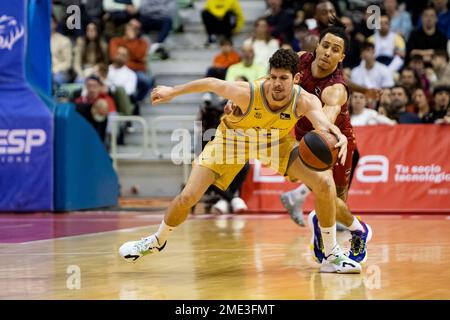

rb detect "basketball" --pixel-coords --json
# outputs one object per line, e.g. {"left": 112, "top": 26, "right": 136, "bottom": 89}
{"left": 298, "top": 130, "right": 339, "bottom": 171}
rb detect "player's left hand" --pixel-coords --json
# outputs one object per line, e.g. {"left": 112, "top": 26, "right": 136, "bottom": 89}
{"left": 328, "top": 125, "right": 347, "bottom": 166}
{"left": 151, "top": 86, "right": 175, "bottom": 105}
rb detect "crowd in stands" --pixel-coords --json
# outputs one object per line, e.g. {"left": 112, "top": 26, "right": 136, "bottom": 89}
{"left": 51, "top": 0, "right": 450, "bottom": 145}
{"left": 202, "top": 0, "right": 450, "bottom": 126}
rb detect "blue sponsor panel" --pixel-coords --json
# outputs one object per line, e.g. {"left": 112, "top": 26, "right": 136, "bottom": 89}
{"left": 0, "top": 0, "right": 53, "bottom": 211}
{"left": 26, "top": 0, "right": 52, "bottom": 96}
{"left": 53, "top": 104, "right": 119, "bottom": 211}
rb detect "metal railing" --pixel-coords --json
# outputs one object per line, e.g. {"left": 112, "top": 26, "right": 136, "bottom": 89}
{"left": 109, "top": 115, "right": 149, "bottom": 170}
{"left": 150, "top": 115, "right": 197, "bottom": 183}
{"left": 150, "top": 115, "right": 197, "bottom": 159}
{"left": 109, "top": 115, "right": 197, "bottom": 183}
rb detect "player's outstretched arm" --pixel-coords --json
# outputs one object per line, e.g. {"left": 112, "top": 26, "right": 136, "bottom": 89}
{"left": 151, "top": 77, "right": 251, "bottom": 110}
{"left": 297, "top": 90, "right": 348, "bottom": 165}
{"left": 321, "top": 83, "right": 348, "bottom": 124}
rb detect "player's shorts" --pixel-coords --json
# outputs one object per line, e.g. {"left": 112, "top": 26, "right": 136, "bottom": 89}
{"left": 196, "top": 134, "right": 297, "bottom": 191}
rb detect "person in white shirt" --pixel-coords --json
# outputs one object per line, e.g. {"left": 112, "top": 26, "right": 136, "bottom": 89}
{"left": 367, "top": 14, "right": 405, "bottom": 72}
{"left": 243, "top": 17, "right": 279, "bottom": 70}
{"left": 350, "top": 91, "right": 396, "bottom": 126}
{"left": 107, "top": 46, "right": 138, "bottom": 96}
{"left": 351, "top": 42, "right": 395, "bottom": 89}
{"left": 51, "top": 15, "right": 72, "bottom": 86}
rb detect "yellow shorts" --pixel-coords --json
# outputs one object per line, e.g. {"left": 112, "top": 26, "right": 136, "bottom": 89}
{"left": 196, "top": 134, "right": 297, "bottom": 190}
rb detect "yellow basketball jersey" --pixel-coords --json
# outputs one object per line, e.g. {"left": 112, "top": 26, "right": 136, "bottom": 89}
{"left": 217, "top": 78, "right": 302, "bottom": 142}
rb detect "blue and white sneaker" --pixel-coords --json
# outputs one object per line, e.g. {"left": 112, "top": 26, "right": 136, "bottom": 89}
{"left": 280, "top": 190, "right": 305, "bottom": 226}
{"left": 321, "top": 245, "right": 362, "bottom": 274}
{"left": 119, "top": 234, "right": 167, "bottom": 262}
{"left": 307, "top": 210, "right": 324, "bottom": 263}
{"left": 347, "top": 218, "right": 373, "bottom": 264}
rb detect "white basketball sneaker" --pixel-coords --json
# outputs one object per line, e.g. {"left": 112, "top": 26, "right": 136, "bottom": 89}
{"left": 119, "top": 234, "right": 166, "bottom": 262}
{"left": 320, "top": 245, "right": 362, "bottom": 274}
{"left": 230, "top": 197, "right": 248, "bottom": 213}
{"left": 212, "top": 199, "right": 229, "bottom": 214}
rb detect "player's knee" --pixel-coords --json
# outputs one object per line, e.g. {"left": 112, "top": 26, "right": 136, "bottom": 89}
{"left": 314, "top": 175, "right": 334, "bottom": 195}
{"left": 177, "top": 191, "right": 200, "bottom": 208}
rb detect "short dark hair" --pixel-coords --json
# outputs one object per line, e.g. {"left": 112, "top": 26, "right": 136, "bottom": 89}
{"left": 86, "top": 75, "right": 103, "bottom": 85}
{"left": 361, "top": 41, "right": 375, "bottom": 52}
{"left": 219, "top": 36, "right": 233, "bottom": 46}
{"left": 269, "top": 49, "right": 299, "bottom": 76}
{"left": 433, "top": 85, "right": 450, "bottom": 96}
{"left": 422, "top": 5, "right": 437, "bottom": 16}
{"left": 433, "top": 49, "right": 449, "bottom": 62}
{"left": 392, "top": 85, "right": 409, "bottom": 96}
{"left": 319, "top": 16, "right": 349, "bottom": 53}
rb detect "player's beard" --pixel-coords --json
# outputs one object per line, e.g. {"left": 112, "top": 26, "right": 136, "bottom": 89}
{"left": 271, "top": 91, "right": 287, "bottom": 101}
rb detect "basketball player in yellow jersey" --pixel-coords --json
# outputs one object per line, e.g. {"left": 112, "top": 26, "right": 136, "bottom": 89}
{"left": 119, "top": 49, "right": 361, "bottom": 273}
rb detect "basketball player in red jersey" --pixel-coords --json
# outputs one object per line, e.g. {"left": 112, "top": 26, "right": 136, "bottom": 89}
{"left": 280, "top": 20, "right": 372, "bottom": 264}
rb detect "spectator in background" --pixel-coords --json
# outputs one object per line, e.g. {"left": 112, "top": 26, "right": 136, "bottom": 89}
{"left": 56, "top": 0, "right": 105, "bottom": 34}
{"left": 367, "top": 14, "right": 405, "bottom": 72}
{"left": 138, "top": 0, "right": 174, "bottom": 59}
{"left": 265, "top": 0, "right": 294, "bottom": 44}
{"left": 350, "top": 92, "right": 397, "bottom": 126}
{"left": 301, "top": 2, "right": 318, "bottom": 30}
{"left": 243, "top": 17, "right": 279, "bottom": 70}
{"left": 103, "top": 0, "right": 139, "bottom": 39}
{"left": 107, "top": 46, "right": 138, "bottom": 97}
{"left": 75, "top": 76, "right": 117, "bottom": 142}
{"left": 201, "top": 0, "right": 245, "bottom": 46}
{"left": 430, "top": 49, "right": 450, "bottom": 87}
{"left": 291, "top": 22, "right": 309, "bottom": 52}
{"left": 399, "top": 67, "right": 424, "bottom": 98}
{"left": 383, "top": 0, "right": 413, "bottom": 40}
{"left": 206, "top": 37, "right": 240, "bottom": 80}
{"left": 73, "top": 22, "right": 108, "bottom": 83}
{"left": 225, "top": 43, "right": 266, "bottom": 82}
{"left": 390, "top": 85, "right": 422, "bottom": 123}
{"left": 412, "top": 88, "right": 434, "bottom": 123}
{"left": 407, "top": 6, "right": 447, "bottom": 64}
{"left": 416, "top": 0, "right": 450, "bottom": 40}
{"left": 407, "top": 55, "right": 432, "bottom": 98}
{"left": 109, "top": 19, "right": 153, "bottom": 104}
{"left": 299, "top": 33, "right": 319, "bottom": 53}
{"left": 83, "top": 0, "right": 104, "bottom": 26}
{"left": 309, "top": 0, "right": 336, "bottom": 37}
{"left": 351, "top": 42, "right": 395, "bottom": 89}
{"left": 51, "top": 14, "right": 73, "bottom": 88}
{"left": 341, "top": 16, "right": 361, "bottom": 69}
{"left": 432, "top": 0, "right": 450, "bottom": 39}
{"left": 378, "top": 87, "right": 394, "bottom": 115}
{"left": 431, "top": 85, "right": 450, "bottom": 123}
{"left": 353, "top": 8, "right": 375, "bottom": 44}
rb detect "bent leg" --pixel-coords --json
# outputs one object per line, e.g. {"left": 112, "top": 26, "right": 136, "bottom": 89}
{"left": 286, "top": 152, "right": 337, "bottom": 228}
{"left": 165, "top": 164, "right": 217, "bottom": 226}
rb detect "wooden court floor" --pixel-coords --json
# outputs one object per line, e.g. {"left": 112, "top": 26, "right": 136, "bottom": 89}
{"left": 0, "top": 212, "right": 449, "bottom": 300}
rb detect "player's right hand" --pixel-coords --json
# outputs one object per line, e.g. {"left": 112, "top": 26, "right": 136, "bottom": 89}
{"left": 224, "top": 100, "right": 237, "bottom": 115}
{"left": 151, "top": 86, "right": 174, "bottom": 105}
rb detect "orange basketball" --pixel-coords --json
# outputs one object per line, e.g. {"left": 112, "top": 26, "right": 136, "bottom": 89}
{"left": 298, "top": 130, "right": 339, "bottom": 171}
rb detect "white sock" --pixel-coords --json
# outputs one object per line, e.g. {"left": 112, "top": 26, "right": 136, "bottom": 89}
{"left": 320, "top": 224, "right": 337, "bottom": 257}
{"left": 347, "top": 217, "right": 364, "bottom": 233}
{"left": 293, "top": 184, "right": 310, "bottom": 200}
{"left": 155, "top": 220, "right": 176, "bottom": 245}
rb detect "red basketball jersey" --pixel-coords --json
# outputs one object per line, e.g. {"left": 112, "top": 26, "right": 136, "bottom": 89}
{"left": 295, "top": 52, "right": 356, "bottom": 149}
